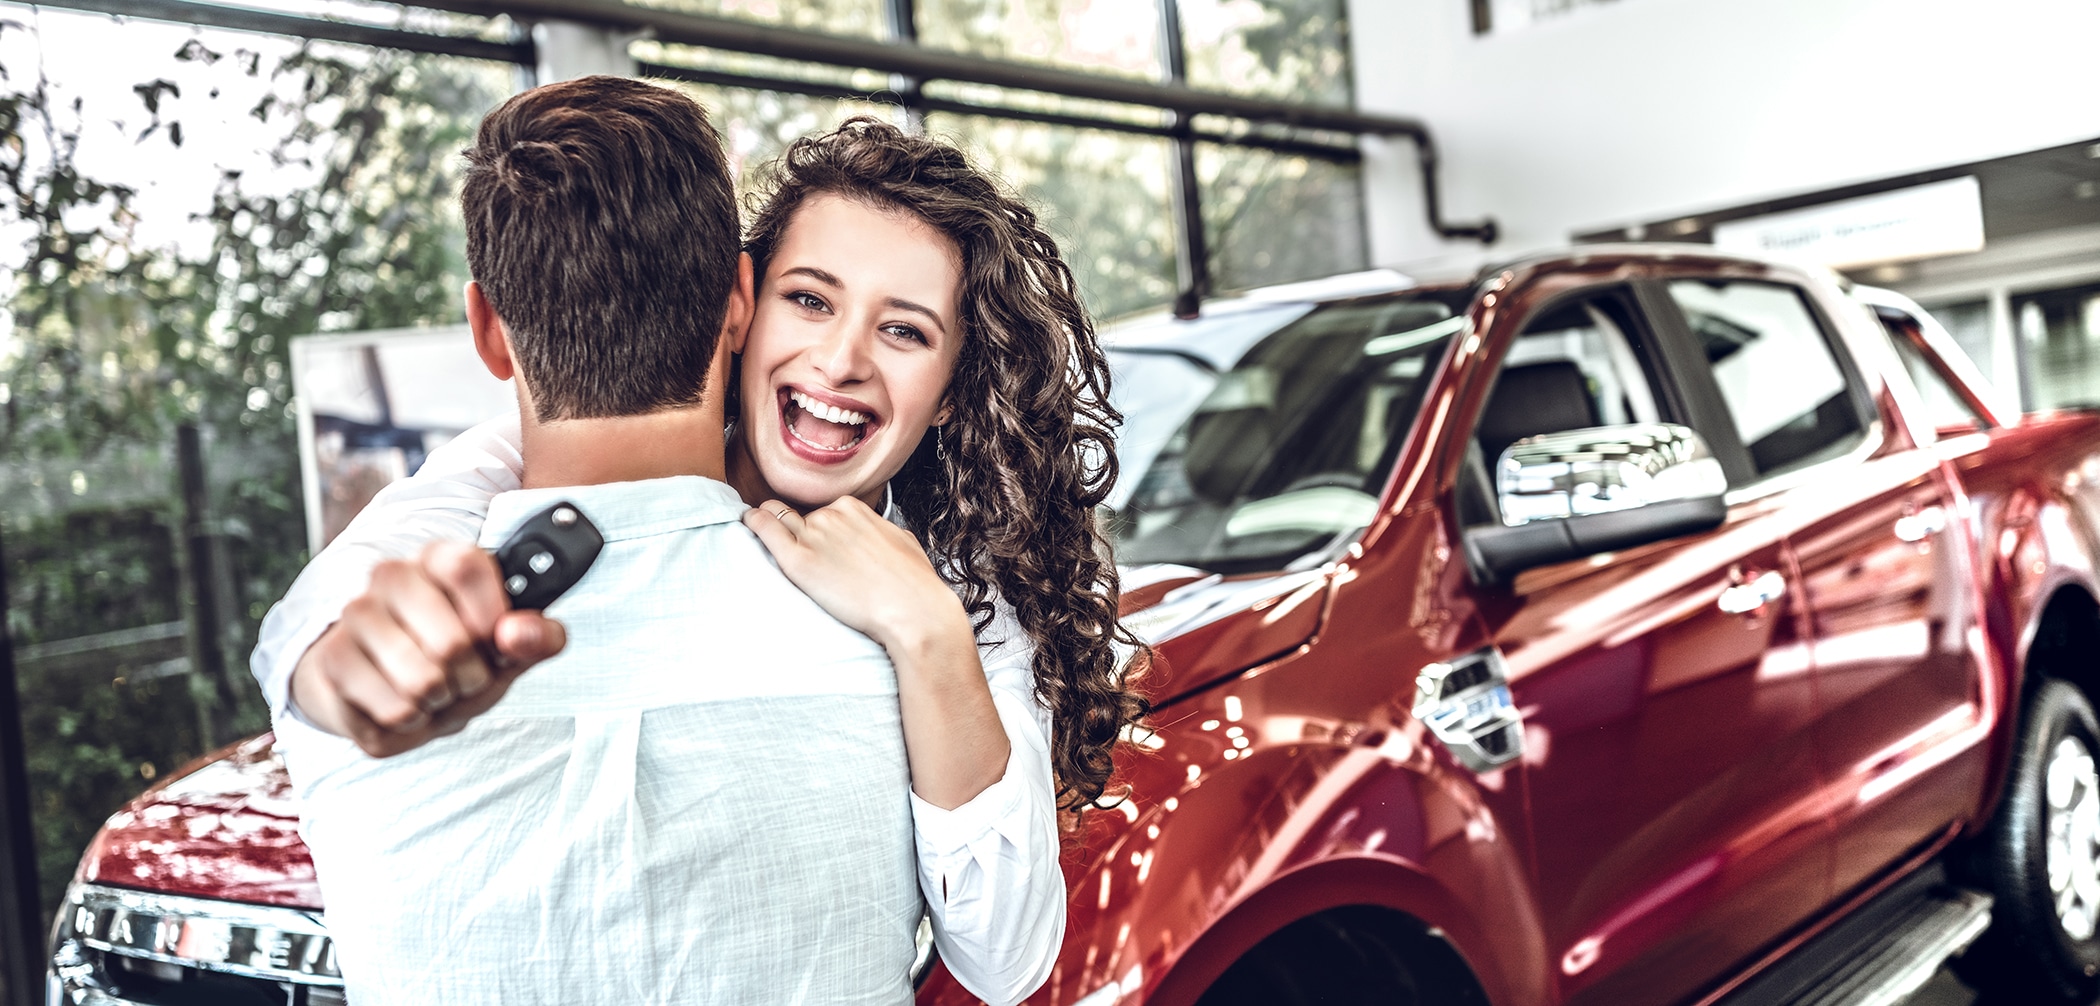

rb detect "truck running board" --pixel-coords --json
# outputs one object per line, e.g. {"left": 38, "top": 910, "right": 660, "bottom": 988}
{"left": 1714, "top": 863, "right": 1993, "bottom": 1006}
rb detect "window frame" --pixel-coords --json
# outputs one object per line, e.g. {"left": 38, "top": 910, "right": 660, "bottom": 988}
{"left": 1864, "top": 298, "right": 2006, "bottom": 433}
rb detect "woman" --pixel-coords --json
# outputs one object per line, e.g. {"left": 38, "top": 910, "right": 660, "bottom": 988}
{"left": 257, "top": 117, "right": 1145, "bottom": 1005}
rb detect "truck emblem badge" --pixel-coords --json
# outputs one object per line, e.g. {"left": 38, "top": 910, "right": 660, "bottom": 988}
{"left": 1413, "top": 648, "right": 1525, "bottom": 772}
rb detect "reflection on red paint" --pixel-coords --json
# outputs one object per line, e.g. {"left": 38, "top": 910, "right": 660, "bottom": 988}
{"left": 80, "top": 734, "right": 320, "bottom": 910}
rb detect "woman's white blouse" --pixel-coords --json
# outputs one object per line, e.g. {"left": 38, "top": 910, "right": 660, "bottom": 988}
{"left": 249, "top": 412, "right": 1065, "bottom": 1006}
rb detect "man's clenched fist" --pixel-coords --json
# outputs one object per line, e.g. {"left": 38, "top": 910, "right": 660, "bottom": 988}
{"left": 289, "top": 540, "right": 567, "bottom": 757}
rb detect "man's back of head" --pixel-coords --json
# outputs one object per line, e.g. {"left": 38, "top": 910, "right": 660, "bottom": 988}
{"left": 461, "top": 75, "right": 739, "bottom": 422}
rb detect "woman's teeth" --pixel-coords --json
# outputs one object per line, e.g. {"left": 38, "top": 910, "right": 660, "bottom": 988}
{"left": 784, "top": 390, "right": 871, "bottom": 453}
{"left": 789, "top": 390, "right": 870, "bottom": 426}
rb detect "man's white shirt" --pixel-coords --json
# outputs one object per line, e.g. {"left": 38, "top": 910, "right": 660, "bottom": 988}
{"left": 253, "top": 415, "right": 1064, "bottom": 1005}
{"left": 276, "top": 478, "right": 925, "bottom": 1003}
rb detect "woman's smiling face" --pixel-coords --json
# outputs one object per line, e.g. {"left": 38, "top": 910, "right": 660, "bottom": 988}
{"left": 732, "top": 192, "right": 966, "bottom": 511}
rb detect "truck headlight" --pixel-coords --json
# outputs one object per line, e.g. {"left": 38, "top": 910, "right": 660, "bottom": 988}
{"left": 46, "top": 881, "right": 342, "bottom": 1005}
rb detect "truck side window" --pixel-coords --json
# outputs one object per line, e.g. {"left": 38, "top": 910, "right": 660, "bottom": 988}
{"left": 1877, "top": 309, "right": 1992, "bottom": 434}
{"left": 1665, "top": 279, "right": 1866, "bottom": 476}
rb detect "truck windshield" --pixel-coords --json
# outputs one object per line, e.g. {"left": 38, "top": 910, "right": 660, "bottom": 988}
{"left": 1106, "top": 294, "right": 1466, "bottom": 574}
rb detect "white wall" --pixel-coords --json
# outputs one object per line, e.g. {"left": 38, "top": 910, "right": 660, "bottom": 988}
{"left": 1348, "top": 0, "right": 2100, "bottom": 270}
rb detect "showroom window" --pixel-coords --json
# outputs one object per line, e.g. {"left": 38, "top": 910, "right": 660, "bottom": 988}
{"left": 2014, "top": 281, "right": 2100, "bottom": 412}
{"left": 0, "top": 0, "right": 1399, "bottom": 953}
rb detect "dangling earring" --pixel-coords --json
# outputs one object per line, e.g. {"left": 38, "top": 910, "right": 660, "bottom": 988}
{"left": 935, "top": 426, "right": 949, "bottom": 467}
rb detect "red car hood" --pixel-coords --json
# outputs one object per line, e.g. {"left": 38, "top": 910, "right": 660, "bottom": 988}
{"left": 71, "top": 564, "right": 1327, "bottom": 914}
{"left": 1117, "top": 563, "right": 1333, "bottom": 705}
{"left": 80, "top": 732, "right": 322, "bottom": 910}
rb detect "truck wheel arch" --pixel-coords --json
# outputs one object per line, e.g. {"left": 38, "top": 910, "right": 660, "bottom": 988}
{"left": 1138, "top": 854, "right": 1545, "bottom": 1006}
{"left": 2020, "top": 584, "right": 2100, "bottom": 705}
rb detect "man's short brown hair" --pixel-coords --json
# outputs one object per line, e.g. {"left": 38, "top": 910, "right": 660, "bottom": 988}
{"left": 461, "top": 75, "right": 738, "bottom": 421}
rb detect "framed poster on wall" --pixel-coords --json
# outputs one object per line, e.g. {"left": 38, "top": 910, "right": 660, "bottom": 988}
{"left": 289, "top": 326, "right": 514, "bottom": 554}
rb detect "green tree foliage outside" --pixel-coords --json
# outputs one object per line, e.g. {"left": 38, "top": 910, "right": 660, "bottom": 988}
{"left": 1, "top": 18, "right": 509, "bottom": 923}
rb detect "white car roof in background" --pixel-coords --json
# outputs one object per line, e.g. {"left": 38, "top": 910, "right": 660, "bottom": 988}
{"left": 1101, "top": 269, "right": 1417, "bottom": 371}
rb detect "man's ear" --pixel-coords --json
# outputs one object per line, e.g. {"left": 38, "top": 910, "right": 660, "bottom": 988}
{"left": 465, "top": 281, "right": 516, "bottom": 382}
{"left": 723, "top": 252, "right": 756, "bottom": 354}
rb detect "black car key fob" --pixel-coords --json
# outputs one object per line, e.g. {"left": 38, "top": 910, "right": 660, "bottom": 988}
{"left": 491, "top": 502, "right": 603, "bottom": 610}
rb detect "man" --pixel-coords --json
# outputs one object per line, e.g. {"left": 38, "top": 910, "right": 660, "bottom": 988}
{"left": 265, "top": 76, "right": 919, "bottom": 1003}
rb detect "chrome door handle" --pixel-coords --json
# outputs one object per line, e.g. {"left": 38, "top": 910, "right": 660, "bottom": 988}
{"left": 1718, "top": 570, "right": 1786, "bottom": 615}
{"left": 1894, "top": 505, "right": 1946, "bottom": 543}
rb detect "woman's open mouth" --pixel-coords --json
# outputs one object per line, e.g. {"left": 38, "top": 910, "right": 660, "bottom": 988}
{"left": 780, "top": 388, "right": 874, "bottom": 462}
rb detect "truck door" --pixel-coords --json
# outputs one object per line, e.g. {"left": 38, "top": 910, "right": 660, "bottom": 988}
{"left": 1460, "top": 281, "right": 1829, "bottom": 1006}
{"left": 1654, "top": 279, "right": 1987, "bottom": 903}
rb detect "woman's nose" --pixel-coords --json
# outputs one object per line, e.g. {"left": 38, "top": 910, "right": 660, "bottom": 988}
{"left": 809, "top": 321, "right": 874, "bottom": 384}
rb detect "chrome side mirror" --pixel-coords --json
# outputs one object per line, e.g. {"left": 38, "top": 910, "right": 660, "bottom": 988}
{"left": 1497, "top": 423, "right": 1727, "bottom": 526}
{"left": 1467, "top": 423, "right": 1729, "bottom": 582}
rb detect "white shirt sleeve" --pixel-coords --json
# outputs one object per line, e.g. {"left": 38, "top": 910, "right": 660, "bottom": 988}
{"left": 250, "top": 412, "right": 526, "bottom": 722}
{"left": 908, "top": 606, "right": 1066, "bottom": 1006}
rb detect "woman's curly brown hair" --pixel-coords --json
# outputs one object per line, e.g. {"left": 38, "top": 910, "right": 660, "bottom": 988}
{"left": 744, "top": 117, "right": 1147, "bottom": 811}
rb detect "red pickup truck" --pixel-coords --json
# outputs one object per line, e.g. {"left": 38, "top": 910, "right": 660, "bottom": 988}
{"left": 45, "top": 247, "right": 2100, "bottom": 1006}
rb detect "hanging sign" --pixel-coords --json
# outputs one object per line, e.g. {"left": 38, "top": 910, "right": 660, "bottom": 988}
{"left": 1711, "top": 176, "right": 1985, "bottom": 269}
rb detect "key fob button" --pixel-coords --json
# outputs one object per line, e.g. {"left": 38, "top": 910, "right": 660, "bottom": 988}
{"left": 505, "top": 574, "right": 529, "bottom": 596}
{"left": 529, "top": 551, "right": 555, "bottom": 574}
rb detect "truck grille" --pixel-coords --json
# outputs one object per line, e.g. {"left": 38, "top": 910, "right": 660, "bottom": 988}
{"left": 48, "top": 883, "right": 344, "bottom": 1006}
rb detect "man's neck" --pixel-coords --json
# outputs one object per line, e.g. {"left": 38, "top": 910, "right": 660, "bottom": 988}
{"left": 520, "top": 406, "right": 726, "bottom": 489}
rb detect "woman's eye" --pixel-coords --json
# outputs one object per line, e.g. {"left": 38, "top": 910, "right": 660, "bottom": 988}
{"left": 882, "top": 323, "right": 927, "bottom": 345}
{"left": 787, "top": 291, "right": 829, "bottom": 313}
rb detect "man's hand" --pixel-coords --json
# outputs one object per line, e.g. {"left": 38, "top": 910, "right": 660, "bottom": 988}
{"left": 289, "top": 541, "right": 567, "bottom": 757}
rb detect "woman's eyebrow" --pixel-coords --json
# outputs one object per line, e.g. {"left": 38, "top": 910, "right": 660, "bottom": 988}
{"left": 886, "top": 297, "right": 948, "bottom": 333}
{"left": 781, "top": 265, "right": 842, "bottom": 287}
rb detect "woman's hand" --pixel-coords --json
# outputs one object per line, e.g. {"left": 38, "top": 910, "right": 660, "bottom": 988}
{"left": 744, "top": 496, "right": 1010, "bottom": 809}
{"left": 742, "top": 495, "right": 966, "bottom": 650}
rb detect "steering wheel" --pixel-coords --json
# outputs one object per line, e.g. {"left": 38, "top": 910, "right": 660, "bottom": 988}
{"left": 1278, "top": 472, "right": 1367, "bottom": 494}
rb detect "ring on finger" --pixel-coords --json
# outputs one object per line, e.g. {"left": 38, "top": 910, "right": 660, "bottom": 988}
{"left": 769, "top": 505, "right": 795, "bottom": 521}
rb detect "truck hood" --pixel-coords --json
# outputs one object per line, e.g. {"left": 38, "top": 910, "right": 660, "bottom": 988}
{"left": 1117, "top": 563, "right": 1332, "bottom": 706}
{"left": 80, "top": 732, "right": 321, "bottom": 910}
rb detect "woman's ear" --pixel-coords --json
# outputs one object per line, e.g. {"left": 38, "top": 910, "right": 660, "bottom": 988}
{"left": 723, "top": 252, "right": 756, "bottom": 355}
{"left": 465, "top": 281, "right": 516, "bottom": 381}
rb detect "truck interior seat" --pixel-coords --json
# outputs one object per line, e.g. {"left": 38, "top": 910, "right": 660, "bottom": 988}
{"left": 1476, "top": 361, "right": 1601, "bottom": 463}
{"left": 1458, "top": 361, "right": 1602, "bottom": 527}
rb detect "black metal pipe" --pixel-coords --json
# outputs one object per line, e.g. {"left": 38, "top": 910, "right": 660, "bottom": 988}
{"left": 0, "top": 524, "right": 43, "bottom": 1006}
{"left": 15, "top": 0, "right": 536, "bottom": 64}
{"left": 1413, "top": 134, "right": 1497, "bottom": 243}
{"left": 636, "top": 61, "right": 1362, "bottom": 161}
